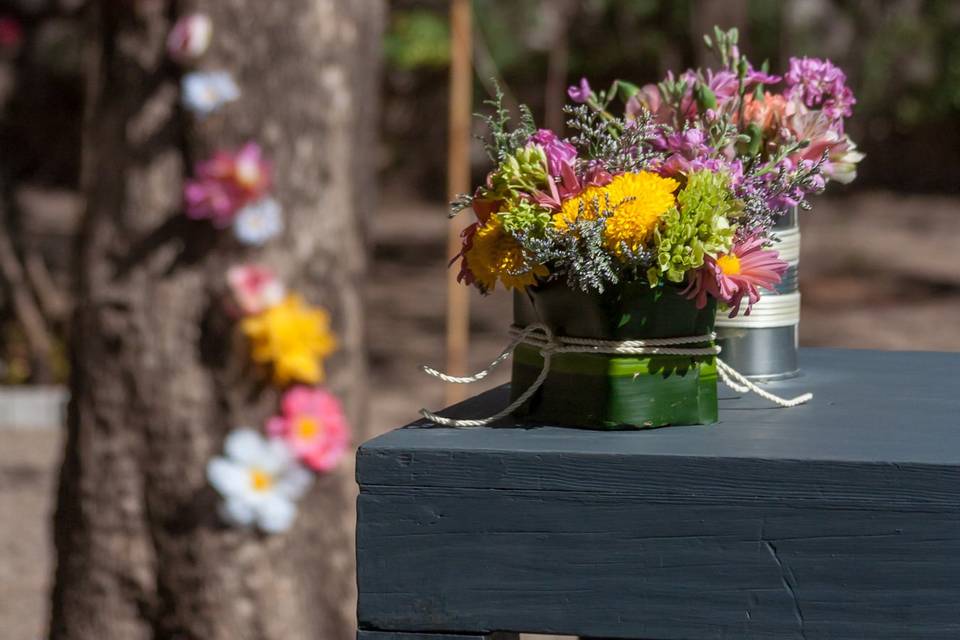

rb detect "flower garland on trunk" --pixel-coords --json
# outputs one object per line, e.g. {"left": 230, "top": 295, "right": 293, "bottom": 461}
{"left": 167, "top": 13, "right": 350, "bottom": 533}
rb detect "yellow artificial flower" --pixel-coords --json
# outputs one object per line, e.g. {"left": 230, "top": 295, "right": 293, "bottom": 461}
{"left": 241, "top": 295, "right": 336, "bottom": 385}
{"left": 554, "top": 171, "right": 679, "bottom": 258}
{"left": 464, "top": 215, "right": 548, "bottom": 291}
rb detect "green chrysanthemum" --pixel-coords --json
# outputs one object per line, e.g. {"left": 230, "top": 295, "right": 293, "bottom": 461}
{"left": 648, "top": 170, "right": 738, "bottom": 286}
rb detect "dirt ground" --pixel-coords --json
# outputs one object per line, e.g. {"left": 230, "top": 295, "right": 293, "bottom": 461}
{"left": 2, "top": 190, "right": 959, "bottom": 639}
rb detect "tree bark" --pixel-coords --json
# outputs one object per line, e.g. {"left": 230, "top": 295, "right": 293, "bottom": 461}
{"left": 50, "top": 1, "right": 383, "bottom": 639}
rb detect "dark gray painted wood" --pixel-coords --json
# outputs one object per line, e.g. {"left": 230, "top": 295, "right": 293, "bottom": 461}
{"left": 357, "top": 349, "right": 960, "bottom": 639}
{"left": 358, "top": 632, "right": 517, "bottom": 640}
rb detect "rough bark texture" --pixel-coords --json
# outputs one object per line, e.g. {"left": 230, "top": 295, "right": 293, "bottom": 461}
{"left": 50, "top": 1, "right": 383, "bottom": 639}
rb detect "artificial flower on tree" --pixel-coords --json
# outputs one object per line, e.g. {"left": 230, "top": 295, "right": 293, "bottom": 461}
{"left": 227, "top": 263, "right": 287, "bottom": 316}
{"left": 267, "top": 386, "right": 349, "bottom": 472}
{"left": 166, "top": 13, "right": 212, "bottom": 63}
{"left": 207, "top": 428, "right": 314, "bottom": 533}
{"left": 184, "top": 142, "right": 272, "bottom": 227}
{"left": 233, "top": 196, "right": 284, "bottom": 246}
{"left": 181, "top": 70, "right": 241, "bottom": 117}
{"left": 241, "top": 294, "right": 337, "bottom": 386}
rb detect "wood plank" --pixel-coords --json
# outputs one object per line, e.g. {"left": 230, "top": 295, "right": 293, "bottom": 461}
{"left": 356, "top": 350, "right": 960, "bottom": 638}
{"left": 358, "top": 487, "right": 960, "bottom": 639}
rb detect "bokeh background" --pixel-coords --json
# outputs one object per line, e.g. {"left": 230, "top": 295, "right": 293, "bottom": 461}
{"left": 2, "top": 1, "right": 959, "bottom": 638}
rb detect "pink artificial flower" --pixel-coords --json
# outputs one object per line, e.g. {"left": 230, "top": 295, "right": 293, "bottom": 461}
{"left": 682, "top": 235, "right": 788, "bottom": 317}
{"left": 184, "top": 143, "right": 272, "bottom": 226}
{"left": 267, "top": 386, "right": 350, "bottom": 472}
{"left": 227, "top": 264, "right": 286, "bottom": 316}
{"left": 167, "top": 13, "right": 212, "bottom": 63}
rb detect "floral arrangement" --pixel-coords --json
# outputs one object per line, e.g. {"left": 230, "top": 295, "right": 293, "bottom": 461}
{"left": 453, "top": 27, "right": 861, "bottom": 317}
{"left": 164, "top": 14, "right": 348, "bottom": 533}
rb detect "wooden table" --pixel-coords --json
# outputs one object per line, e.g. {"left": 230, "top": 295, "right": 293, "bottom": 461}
{"left": 356, "top": 349, "right": 960, "bottom": 639}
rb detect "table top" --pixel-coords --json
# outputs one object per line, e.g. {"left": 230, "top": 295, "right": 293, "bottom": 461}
{"left": 361, "top": 348, "right": 960, "bottom": 467}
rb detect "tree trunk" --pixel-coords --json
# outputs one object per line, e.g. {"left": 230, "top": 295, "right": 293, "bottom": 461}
{"left": 50, "top": 1, "right": 383, "bottom": 639}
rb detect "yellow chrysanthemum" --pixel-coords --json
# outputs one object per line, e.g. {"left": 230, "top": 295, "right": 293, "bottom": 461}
{"left": 554, "top": 171, "right": 679, "bottom": 258}
{"left": 464, "top": 215, "right": 548, "bottom": 291}
{"left": 241, "top": 295, "right": 337, "bottom": 385}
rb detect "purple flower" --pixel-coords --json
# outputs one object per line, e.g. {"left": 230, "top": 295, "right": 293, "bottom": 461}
{"left": 567, "top": 77, "right": 593, "bottom": 103}
{"left": 744, "top": 66, "right": 782, "bottom": 87}
{"left": 785, "top": 57, "right": 855, "bottom": 122}
{"left": 528, "top": 129, "right": 577, "bottom": 177}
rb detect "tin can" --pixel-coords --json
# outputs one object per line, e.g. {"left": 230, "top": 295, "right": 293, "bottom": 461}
{"left": 715, "top": 208, "right": 801, "bottom": 380}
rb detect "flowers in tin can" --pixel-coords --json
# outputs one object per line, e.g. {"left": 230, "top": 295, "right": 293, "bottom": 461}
{"left": 181, "top": 70, "right": 240, "bottom": 116}
{"left": 241, "top": 295, "right": 336, "bottom": 385}
{"left": 227, "top": 264, "right": 286, "bottom": 316}
{"left": 167, "top": 13, "right": 212, "bottom": 63}
{"left": 184, "top": 143, "right": 271, "bottom": 226}
{"left": 207, "top": 428, "right": 313, "bottom": 533}
{"left": 683, "top": 234, "right": 788, "bottom": 316}
{"left": 267, "top": 386, "right": 349, "bottom": 472}
{"left": 233, "top": 197, "right": 284, "bottom": 246}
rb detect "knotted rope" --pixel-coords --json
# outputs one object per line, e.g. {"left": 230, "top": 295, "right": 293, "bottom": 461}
{"left": 420, "top": 322, "right": 812, "bottom": 427}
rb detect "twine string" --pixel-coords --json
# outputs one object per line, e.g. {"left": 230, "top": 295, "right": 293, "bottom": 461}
{"left": 420, "top": 322, "right": 812, "bottom": 427}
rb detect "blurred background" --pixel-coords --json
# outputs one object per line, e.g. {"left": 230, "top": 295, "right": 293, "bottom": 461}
{"left": 1, "top": 1, "right": 959, "bottom": 638}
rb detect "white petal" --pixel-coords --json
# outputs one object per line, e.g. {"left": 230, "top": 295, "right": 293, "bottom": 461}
{"left": 256, "top": 495, "right": 298, "bottom": 534}
{"left": 224, "top": 428, "right": 266, "bottom": 465}
{"left": 219, "top": 497, "right": 256, "bottom": 527}
{"left": 207, "top": 457, "right": 248, "bottom": 497}
{"left": 260, "top": 437, "right": 295, "bottom": 473}
{"left": 275, "top": 464, "right": 314, "bottom": 500}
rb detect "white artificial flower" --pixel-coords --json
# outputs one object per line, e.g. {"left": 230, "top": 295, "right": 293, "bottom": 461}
{"left": 181, "top": 71, "right": 240, "bottom": 117}
{"left": 233, "top": 197, "right": 284, "bottom": 246}
{"left": 207, "top": 428, "right": 313, "bottom": 533}
{"left": 167, "top": 13, "right": 213, "bottom": 63}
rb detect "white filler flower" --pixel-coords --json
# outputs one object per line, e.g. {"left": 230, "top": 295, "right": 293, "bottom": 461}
{"left": 207, "top": 428, "right": 313, "bottom": 533}
{"left": 181, "top": 70, "right": 240, "bottom": 117}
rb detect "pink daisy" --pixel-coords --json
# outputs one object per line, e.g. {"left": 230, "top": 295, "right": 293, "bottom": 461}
{"left": 683, "top": 235, "right": 788, "bottom": 317}
{"left": 267, "top": 387, "right": 349, "bottom": 472}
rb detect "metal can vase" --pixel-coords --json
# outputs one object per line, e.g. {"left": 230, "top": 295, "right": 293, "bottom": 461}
{"left": 715, "top": 208, "right": 801, "bottom": 380}
{"left": 511, "top": 280, "right": 719, "bottom": 429}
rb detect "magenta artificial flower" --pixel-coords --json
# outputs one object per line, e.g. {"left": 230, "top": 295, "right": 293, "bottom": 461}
{"left": 227, "top": 264, "right": 286, "bottom": 316}
{"left": 267, "top": 386, "right": 349, "bottom": 473}
{"left": 785, "top": 56, "right": 855, "bottom": 122}
{"left": 683, "top": 235, "right": 788, "bottom": 317}
{"left": 167, "top": 13, "right": 212, "bottom": 63}
{"left": 528, "top": 129, "right": 577, "bottom": 177}
{"left": 184, "top": 143, "right": 272, "bottom": 226}
{"left": 0, "top": 17, "right": 23, "bottom": 53}
{"left": 567, "top": 77, "right": 593, "bottom": 103}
